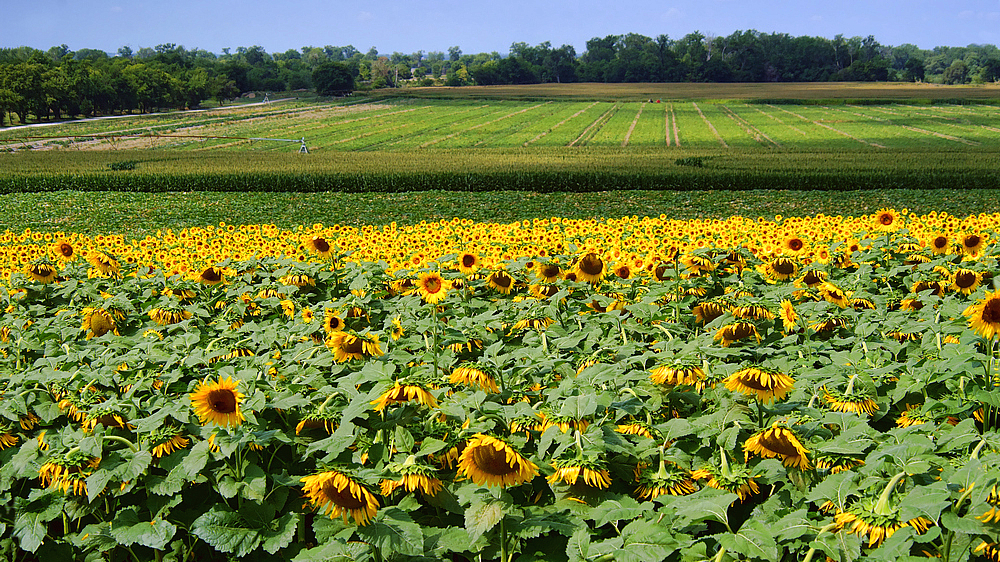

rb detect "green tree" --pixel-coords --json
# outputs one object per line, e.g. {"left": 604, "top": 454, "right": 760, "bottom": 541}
{"left": 312, "top": 61, "right": 354, "bottom": 95}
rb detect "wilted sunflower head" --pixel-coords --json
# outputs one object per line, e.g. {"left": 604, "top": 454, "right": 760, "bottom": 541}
{"left": 650, "top": 363, "right": 706, "bottom": 388}
{"left": 450, "top": 364, "right": 499, "bottom": 393}
{"left": 761, "top": 257, "right": 799, "bottom": 282}
{"left": 548, "top": 456, "right": 612, "bottom": 489}
{"left": 81, "top": 307, "right": 118, "bottom": 339}
{"left": 536, "top": 261, "right": 561, "bottom": 282}
{"left": 370, "top": 382, "right": 438, "bottom": 411}
{"left": 714, "top": 321, "right": 761, "bottom": 347}
{"left": 195, "top": 266, "right": 225, "bottom": 285}
{"left": 25, "top": 262, "right": 58, "bottom": 284}
{"left": 380, "top": 458, "right": 443, "bottom": 497}
{"left": 743, "top": 422, "right": 810, "bottom": 470}
{"left": 633, "top": 460, "right": 699, "bottom": 499}
{"left": 964, "top": 290, "right": 1000, "bottom": 340}
{"left": 725, "top": 366, "right": 794, "bottom": 403}
{"left": 189, "top": 376, "right": 245, "bottom": 427}
{"left": 457, "top": 434, "right": 538, "bottom": 488}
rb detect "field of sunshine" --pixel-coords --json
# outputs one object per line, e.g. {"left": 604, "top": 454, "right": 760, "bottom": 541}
{"left": 3, "top": 208, "right": 1000, "bottom": 562}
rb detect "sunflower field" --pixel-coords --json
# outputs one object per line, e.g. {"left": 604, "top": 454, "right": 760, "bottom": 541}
{"left": 3, "top": 209, "right": 1000, "bottom": 561}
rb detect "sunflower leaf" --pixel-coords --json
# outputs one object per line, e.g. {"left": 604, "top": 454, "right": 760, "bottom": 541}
{"left": 260, "top": 512, "right": 298, "bottom": 554}
{"left": 715, "top": 518, "right": 778, "bottom": 561}
{"left": 109, "top": 507, "right": 177, "bottom": 550}
{"left": 809, "top": 529, "right": 861, "bottom": 562}
{"left": 616, "top": 517, "right": 686, "bottom": 562}
{"left": 671, "top": 489, "right": 738, "bottom": 529}
{"left": 465, "top": 496, "right": 507, "bottom": 543}
{"left": 191, "top": 506, "right": 262, "bottom": 557}
{"left": 13, "top": 489, "right": 65, "bottom": 553}
{"left": 355, "top": 506, "right": 424, "bottom": 557}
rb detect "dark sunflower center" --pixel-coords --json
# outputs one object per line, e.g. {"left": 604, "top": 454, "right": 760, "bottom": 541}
{"left": 580, "top": 254, "right": 604, "bottom": 275}
{"left": 772, "top": 260, "right": 795, "bottom": 275}
{"left": 760, "top": 431, "right": 801, "bottom": 457}
{"left": 933, "top": 236, "right": 948, "bottom": 249}
{"left": 490, "top": 272, "right": 512, "bottom": 288}
{"left": 312, "top": 237, "right": 330, "bottom": 252}
{"left": 737, "top": 371, "right": 772, "bottom": 391}
{"left": 342, "top": 336, "right": 365, "bottom": 354}
{"left": 201, "top": 268, "right": 222, "bottom": 282}
{"left": 462, "top": 254, "right": 477, "bottom": 268}
{"left": 803, "top": 271, "right": 822, "bottom": 285}
{"left": 327, "top": 318, "right": 342, "bottom": 330}
{"left": 538, "top": 285, "right": 558, "bottom": 297}
{"left": 787, "top": 239, "right": 804, "bottom": 251}
{"left": 540, "top": 264, "right": 560, "bottom": 278}
{"left": 729, "top": 323, "right": 755, "bottom": 339}
{"left": 965, "top": 235, "right": 982, "bottom": 248}
{"left": 615, "top": 266, "right": 630, "bottom": 279}
{"left": 208, "top": 389, "right": 237, "bottom": 414}
{"left": 654, "top": 265, "right": 669, "bottom": 281}
{"left": 471, "top": 445, "right": 516, "bottom": 477}
{"left": 59, "top": 243, "right": 74, "bottom": 257}
{"left": 90, "top": 312, "right": 113, "bottom": 336}
{"left": 424, "top": 278, "right": 443, "bottom": 293}
{"left": 321, "top": 481, "right": 365, "bottom": 509}
{"left": 956, "top": 271, "right": 978, "bottom": 288}
{"left": 879, "top": 213, "right": 894, "bottom": 225}
{"left": 983, "top": 299, "right": 1000, "bottom": 324}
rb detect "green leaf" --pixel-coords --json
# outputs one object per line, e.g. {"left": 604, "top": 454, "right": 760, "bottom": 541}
{"left": 181, "top": 440, "right": 211, "bottom": 478}
{"left": 13, "top": 490, "right": 65, "bottom": 553}
{"left": 465, "top": 496, "right": 507, "bottom": 543}
{"left": 261, "top": 513, "right": 298, "bottom": 554}
{"left": 898, "top": 481, "right": 951, "bottom": 524}
{"left": 809, "top": 530, "right": 861, "bottom": 562}
{"left": 671, "top": 489, "right": 738, "bottom": 529}
{"left": 355, "top": 507, "right": 424, "bottom": 557}
{"left": 565, "top": 527, "right": 591, "bottom": 562}
{"left": 615, "top": 518, "right": 684, "bottom": 562}
{"left": 191, "top": 506, "right": 262, "bottom": 557}
{"left": 425, "top": 525, "right": 483, "bottom": 556}
{"left": 242, "top": 463, "right": 268, "bottom": 501}
{"left": 586, "top": 494, "right": 649, "bottom": 527}
{"left": 109, "top": 507, "right": 177, "bottom": 550}
{"left": 773, "top": 509, "right": 814, "bottom": 541}
{"left": 716, "top": 519, "right": 778, "bottom": 561}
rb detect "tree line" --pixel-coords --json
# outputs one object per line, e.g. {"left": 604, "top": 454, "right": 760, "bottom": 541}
{"left": 2, "top": 31, "right": 1000, "bottom": 125}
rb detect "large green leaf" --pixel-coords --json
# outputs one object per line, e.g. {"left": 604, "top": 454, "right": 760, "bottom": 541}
{"left": 13, "top": 490, "right": 65, "bottom": 553}
{"left": 109, "top": 507, "right": 177, "bottom": 550}
{"left": 191, "top": 506, "right": 262, "bottom": 557}
{"left": 715, "top": 519, "right": 778, "bottom": 561}
{"left": 355, "top": 507, "right": 424, "bottom": 557}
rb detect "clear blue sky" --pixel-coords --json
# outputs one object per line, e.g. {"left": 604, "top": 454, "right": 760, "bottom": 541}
{"left": 6, "top": 0, "right": 999, "bottom": 56}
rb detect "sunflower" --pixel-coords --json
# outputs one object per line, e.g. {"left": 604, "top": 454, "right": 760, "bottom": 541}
{"left": 81, "top": 307, "right": 119, "bottom": 339}
{"left": 548, "top": 457, "right": 612, "bottom": 489}
{"left": 86, "top": 251, "right": 120, "bottom": 276}
{"left": 690, "top": 452, "right": 760, "bottom": 502}
{"left": 148, "top": 305, "right": 192, "bottom": 326}
{"left": 810, "top": 315, "right": 851, "bottom": 334}
{"left": 301, "top": 469, "right": 380, "bottom": 526}
{"left": 390, "top": 317, "right": 404, "bottom": 341}
{"left": 538, "top": 411, "right": 590, "bottom": 434}
{"left": 149, "top": 426, "right": 190, "bottom": 458}
{"left": 51, "top": 239, "right": 77, "bottom": 261}
{"left": 796, "top": 269, "right": 827, "bottom": 288}
{"left": 416, "top": 271, "right": 450, "bottom": 304}
{"left": 574, "top": 252, "right": 606, "bottom": 284}
{"left": 326, "top": 331, "right": 384, "bottom": 362}
{"left": 323, "top": 310, "right": 345, "bottom": 334}
{"left": 822, "top": 378, "right": 878, "bottom": 417}
{"left": 615, "top": 420, "right": 657, "bottom": 439}
{"left": 189, "top": 376, "right": 245, "bottom": 427}
{"left": 457, "top": 434, "right": 538, "bottom": 488}
{"left": 692, "top": 298, "right": 731, "bottom": 324}
{"left": 456, "top": 252, "right": 480, "bottom": 275}
{"left": 25, "top": 262, "right": 58, "bottom": 284}
{"left": 371, "top": 383, "right": 438, "bottom": 411}
{"left": 295, "top": 413, "right": 337, "bottom": 435}
{"left": 724, "top": 366, "right": 794, "bottom": 404}
{"left": 305, "top": 236, "right": 334, "bottom": 258}
{"left": 975, "top": 542, "right": 1000, "bottom": 561}
{"left": 450, "top": 364, "right": 500, "bottom": 393}
{"left": 381, "top": 459, "right": 443, "bottom": 497}
{"left": 873, "top": 208, "right": 901, "bottom": 232}
{"left": 896, "top": 404, "right": 932, "bottom": 428}
{"left": 950, "top": 268, "right": 981, "bottom": 295}
{"left": 976, "top": 486, "right": 1000, "bottom": 524}
{"left": 714, "top": 321, "right": 761, "bottom": 347}
{"left": 743, "top": 422, "right": 810, "bottom": 470}
{"left": 0, "top": 431, "right": 17, "bottom": 450}
{"left": 964, "top": 290, "right": 1000, "bottom": 340}
{"left": 487, "top": 270, "right": 515, "bottom": 294}
{"left": 760, "top": 257, "right": 798, "bottom": 282}
{"left": 536, "top": 262, "right": 561, "bottom": 282}
{"left": 818, "top": 281, "right": 851, "bottom": 308}
{"left": 732, "top": 302, "right": 775, "bottom": 321}
{"left": 780, "top": 235, "right": 808, "bottom": 257}
{"left": 612, "top": 263, "right": 632, "bottom": 280}
{"left": 633, "top": 460, "right": 699, "bottom": 499}
{"left": 195, "top": 267, "right": 226, "bottom": 285}
{"left": 779, "top": 300, "right": 799, "bottom": 333}
{"left": 927, "top": 233, "right": 950, "bottom": 254}
{"left": 834, "top": 474, "right": 933, "bottom": 548}
{"left": 813, "top": 453, "right": 865, "bottom": 475}
{"left": 38, "top": 452, "right": 102, "bottom": 497}
{"left": 649, "top": 363, "right": 705, "bottom": 388}
{"left": 960, "top": 232, "right": 987, "bottom": 256}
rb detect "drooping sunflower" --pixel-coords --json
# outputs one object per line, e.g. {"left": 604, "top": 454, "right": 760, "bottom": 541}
{"left": 834, "top": 474, "right": 933, "bottom": 548}
{"left": 81, "top": 307, "right": 120, "bottom": 339}
{"left": 574, "top": 252, "right": 607, "bottom": 284}
{"left": 305, "top": 235, "right": 334, "bottom": 259}
{"left": 690, "top": 451, "right": 760, "bottom": 502}
{"left": 326, "top": 331, "right": 384, "bottom": 362}
{"left": 633, "top": 460, "right": 699, "bottom": 499}
{"left": 390, "top": 317, "right": 404, "bottom": 340}
{"left": 724, "top": 366, "right": 794, "bottom": 404}
{"left": 649, "top": 363, "right": 706, "bottom": 388}
{"left": 818, "top": 281, "right": 851, "bottom": 308}
{"left": 714, "top": 321, "right": 761, "bottom": 347}
{"left": 381, "top": 457, "right": 443, "bottom": 497}
{"left": 295, "top": 412, "right": 337, "bottom": 435}
{"left": 86, "top": 251, "right": 120, "bottom": 276}
{"left": 548, "top": 456, "right": 612, "bottom": 489}
{"left": 822, "top": 379, "right": 878, "bottom": 417}
{"left": 743, "top": 422, "right": 810, "bottom": 470}
{"left": 760, "top": 257, "right": 798, "bottom": 282}
{"left": 796, "top": 269, "right": 828, "bottom": 288}
{"left": 692, "top": 298, "right": 731, "bottom": 324}
{"left": 450, "top": 364, "right": 500, "bottom": 393}
{"left": 487, "top": 270, "right": 515, "bottom": 294}
{"left": 370, "top": 383, "right": 438, "bottom": 411}
{"left": 148, "top": 305, "right": 192, "bottom": 326}
{"left": 38, "top": 452, "right": 102, "bottom": 496}
{"left": 149, "top": 425, "right": 190, "bottom": 458}
{"left": 873, "top": 208, "right": 901, "bottom": 232}
{"left": 195, "top": 266, "right": 226, "bottom": 285}
{"left": 813, "top": 453, "right": 865, "bottom": 475}
{"left": 536, "top": 262, "right": 562, "bottom": 282}
{"left": 189, "top": 376, "right": 245, "bottom": 427}
{"left": 732, "top": 302, "right": 775, "bottom": 321}
{"left": 25, "top": 261, "right": 58, "bottom": 284}
{"left": 964, "top": 290, "right": 1000, "bottom": 340}
{"left": 976, "top": 486, "right": 1000, "bottom": 524}
{"left": 810, "top": 314, "right": 851, "bottom": 334}
{"left": 896, "top": 404, "right": 932, "bottom": 428}
{"left": 456, "top": 252, "right": 480, "bottom": 275}
{"left": 416, "top": 271, "right": 450, "bottom": 304}
{"left": 975, "top": 542, "right": 1000, "bottom": 562}
{"left": 301, "top": 469, "right": 380, "bottom": 526}
{"left": 457, "top": 434, "right": 538, "bottom": 488}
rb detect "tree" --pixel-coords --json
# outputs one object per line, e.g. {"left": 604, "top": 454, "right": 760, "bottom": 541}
{"left": 312, "top": 61, "right": 354, "bottom": 95}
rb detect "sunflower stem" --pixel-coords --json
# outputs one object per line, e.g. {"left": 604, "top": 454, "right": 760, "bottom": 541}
{"left": 972, "top": 439, "right": 987, "bottom": 459}
{"left": 845, "top": 374, "right": 857, "bottom": 396}
{"left": 500, "top": 516, "right": 509, "bottom": 562}
{"left": 713, "top": 546, "right": 726, "bottom": 562}
{"left": 719, "top": 447, "right": 731, "bottom": 480}
{"left": 102, "top": 435, "right": 138, "bottom": 453}
{"left": 874, "top": 471, "right": 906, "bottom": 517}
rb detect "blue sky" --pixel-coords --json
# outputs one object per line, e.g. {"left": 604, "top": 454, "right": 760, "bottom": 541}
{"left": 6, "top": 0, "right": 1000, "bottom": 56}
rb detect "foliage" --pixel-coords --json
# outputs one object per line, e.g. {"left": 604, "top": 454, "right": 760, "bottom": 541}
{"left": 2, "top": 213, "right": 1000, "bottom": 561}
